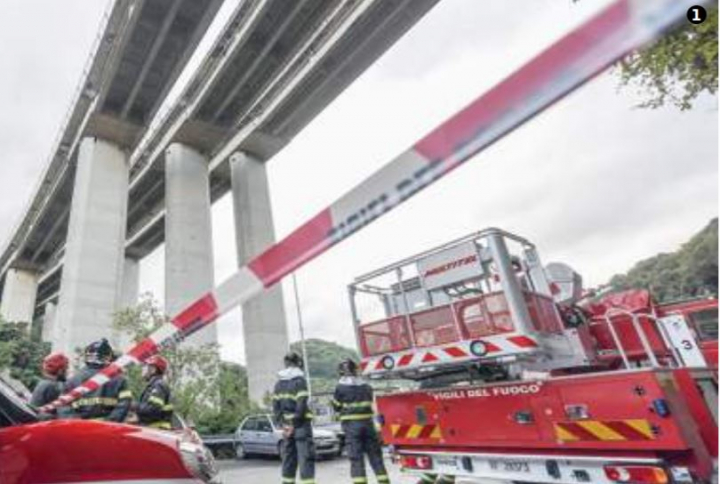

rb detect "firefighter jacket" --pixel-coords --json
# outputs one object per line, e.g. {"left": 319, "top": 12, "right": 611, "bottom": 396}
{"left": 64, "top": 365, "right": 132, "bottom": 422}
{"left": 272, "top": 367, "right": 312, "bottom": 427}
{"left": 30, "top": 378, "right": 64, "bottom": 408}
{"left": 332, "top": 376, "right": 375, "bottom": 422}
{"left": 137, "top": 376, "right": 174, "bottom": 430}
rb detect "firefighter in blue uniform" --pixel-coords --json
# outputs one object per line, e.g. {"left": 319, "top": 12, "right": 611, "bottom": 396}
{"left": 273, "top": 351, "right": 315, "bottom": 484}
{"left": 63, "top": 338, "right": 132, "bottom": 422}
{"left": 332, "top": 358, "right": 390, "bottom": 484}
{"left": 136, "top": 355, "right": 174, "bottom": 430}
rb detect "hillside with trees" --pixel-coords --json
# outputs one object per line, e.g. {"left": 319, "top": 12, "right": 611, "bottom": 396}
{"left": 291, "top": 338, "right": 359, "bottom": 394}
{"left": 608, "top": 218, "right": 718, "bottom": 302}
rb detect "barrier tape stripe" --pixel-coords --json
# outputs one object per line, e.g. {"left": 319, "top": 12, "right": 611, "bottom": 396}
{"left": 41, "top": 0, "right": 700, "bottom": 412}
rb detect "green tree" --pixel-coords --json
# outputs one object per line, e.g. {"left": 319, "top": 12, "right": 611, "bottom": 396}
{"left": 113, "top": 294, "right": 256, "bottom": 434}
{"left": 0, "top": 317, "right": 49, "bottom": 390}
{"left": 290, "top": 338, "right": 359, "bottom": 394}
{"left": 113, "top": 294, "right": 221, "bottom": 421}
{"left": 193, "top": 362, "right": 260, "bottom": 435}
{"left": 575, "top": 1, "right": 718, "bottom": 110}
{"left": 609, "top": 218, "right": 718, "bottom": 302}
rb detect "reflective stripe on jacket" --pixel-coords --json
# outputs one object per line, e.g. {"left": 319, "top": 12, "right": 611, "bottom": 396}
{"left": 273, "top": 367, "right": 313, "bottom": 426}
{"left": 137, "top": 376, "right": 174, "bottom": 429}
{"left": 64, "top": 365, "right": 132, "bottom": 422}
{"left": 333, "top": 376, "right": 375, "bottom": 422}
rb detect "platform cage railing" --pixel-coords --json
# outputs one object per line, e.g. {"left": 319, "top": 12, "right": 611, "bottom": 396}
{"left": 348, "top": 228, "right": 565, "bottom": 360}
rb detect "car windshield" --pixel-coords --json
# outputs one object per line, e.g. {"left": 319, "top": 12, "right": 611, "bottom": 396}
{"left": 0, "top": 375, "right": 38, "bottom": 427}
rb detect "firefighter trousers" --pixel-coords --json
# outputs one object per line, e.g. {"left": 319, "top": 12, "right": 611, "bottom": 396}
{"left": 281, "top": 422, "right": 315, "bottom": 484}
{"left": 343, "top": 419, "right": 390, "bottom": 484}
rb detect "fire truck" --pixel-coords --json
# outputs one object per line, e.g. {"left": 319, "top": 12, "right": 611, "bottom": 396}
{"left": 348, "top": 228, "right": 718, "bottom": 484}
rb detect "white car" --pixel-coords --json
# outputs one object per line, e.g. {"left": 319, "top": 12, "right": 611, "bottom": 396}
{"left": 235, "top": 414, "right": 341, "bottom": 460}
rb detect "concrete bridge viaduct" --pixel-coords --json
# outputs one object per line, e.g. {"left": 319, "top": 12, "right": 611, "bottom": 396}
{"left": 0, "top": 0, "right": 438, "bottom": 401}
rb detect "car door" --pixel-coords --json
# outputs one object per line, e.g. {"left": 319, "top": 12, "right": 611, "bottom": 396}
{"left": 238, "top": 417, "right": 260, "bottom": 453}
{"left": 255, "top": 416, "right": 278, "bottom": 455}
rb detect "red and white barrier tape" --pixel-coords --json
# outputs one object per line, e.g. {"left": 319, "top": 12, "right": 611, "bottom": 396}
{"left": 41, "top": 0, "right": 702, "bottom": 412}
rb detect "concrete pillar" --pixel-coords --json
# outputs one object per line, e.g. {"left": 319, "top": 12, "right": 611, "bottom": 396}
{"left": 55, "top": 137, "right": 128, "bottom": 355}
{"left": 164, "top": 143, "right": 217, "bottom": 347}
{"left": 117, "top": 256, "right": 140, "bottom": 351}
{"left": 118, "top": 257, "right": 140, "bottom": 309}
{"left": 0, "top": 268, "right": 38, "bottom": 323}
{"left": 230, "top": 152, "right": 289, "bottom": 403}
{"left": 42, "top": 301, "right": 57, "bottom": 343}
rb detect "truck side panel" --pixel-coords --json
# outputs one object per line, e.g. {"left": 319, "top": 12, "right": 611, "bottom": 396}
{"left": 378, "top": 370, "right": 709, "bottom": 455}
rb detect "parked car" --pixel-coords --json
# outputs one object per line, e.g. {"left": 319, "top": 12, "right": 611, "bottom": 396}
{"left": 234, "top": 414, "right": 341, "bottom": 459}
{"left": 0, "top": 376, "right": 217, "bottom": 483}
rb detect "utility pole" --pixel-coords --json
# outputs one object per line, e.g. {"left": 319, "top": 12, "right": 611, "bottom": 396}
{"left": 292, "top": 272, "right": 311, "bottom": 398}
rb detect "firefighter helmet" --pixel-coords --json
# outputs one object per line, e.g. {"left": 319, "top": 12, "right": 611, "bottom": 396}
{"left": 284, "top": 351, "right": 304, "bottom": 369}
{"left": 338, "top": 358, "right": 358, "bottom": 377}
{"left": 84, "top": 338, "right": 114, "bottom": 366}
{"left": 42, "top": 352, "right": 69, "bottom": 376}
{"left": 146, "top": 355, "right": 168, "bottom": 374}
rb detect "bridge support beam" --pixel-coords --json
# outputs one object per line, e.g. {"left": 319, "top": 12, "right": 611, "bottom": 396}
{"left": 230, "top": 151, "right": 289, "bottom": 403}
{"left": 0, "top": 268, "right": 38, "bottom": 324}
{"left": 55, "top": 137, "right": 129, "bottom": 355}
{"left": 164, "top": 143, "right": 217, "bottom": 347}
{"left": 117, "top": 256, "right": 140, "bottom": 350}
{"left": 119, "top": 257, "right": 140, "bottom": 309}
{"left": 41, "top": 301, "right": 57, "bottom": 343}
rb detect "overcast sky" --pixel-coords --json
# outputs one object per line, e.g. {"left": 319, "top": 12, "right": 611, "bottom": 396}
{"left": 0, "top": 0, "right": 716, "bottom": 364}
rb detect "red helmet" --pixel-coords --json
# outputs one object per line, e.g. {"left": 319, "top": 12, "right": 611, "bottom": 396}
{"left": 42, "top": 352, "right": 69, "bottom": 376}
{"left": 146, "top": 355, "right": 168, "bottom": 374}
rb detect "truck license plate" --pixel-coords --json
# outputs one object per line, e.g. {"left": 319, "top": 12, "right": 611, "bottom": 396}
{"left": 436, "top": 456, "right": 458, "bottom": 469}
{"left": 489, "top": 459, "right": 531, "bottom": 473}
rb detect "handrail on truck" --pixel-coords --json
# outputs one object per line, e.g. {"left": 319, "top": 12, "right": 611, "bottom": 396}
{"left": 599, "top": 308, "right": 663, "bottom": 369}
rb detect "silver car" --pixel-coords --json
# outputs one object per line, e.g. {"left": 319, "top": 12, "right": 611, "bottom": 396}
{"left": 234, "top": 414, "right": 341, "bottom": 460}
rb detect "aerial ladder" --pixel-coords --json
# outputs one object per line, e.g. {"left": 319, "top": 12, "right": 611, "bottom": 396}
{"left": 348, "top": 228, "right": 718, "bottom": 484}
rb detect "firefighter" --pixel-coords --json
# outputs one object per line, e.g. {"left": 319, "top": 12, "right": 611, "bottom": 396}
{"left": 136, "top": 355, "right": 174, "bottom": 430}
{"left": 332, "top": 358, "right": 390, "bottom": 484}
{"left": 64, "top": 338, "right": 132, "bottom": 422}
{"left": 30, "top": 352, "right": 69, "bottom": 408}
{"left": 273, "top": 351, "right": 315, "bottom": 484}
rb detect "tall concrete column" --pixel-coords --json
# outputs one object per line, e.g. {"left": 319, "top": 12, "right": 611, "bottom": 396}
{"left": 117, "top": 256, "right": 140, "bottom": 351}
{"left": 55, "top": 137, "right": 129, "bottom": 355}
{"left": 230, "top": 151, "right": 289, "bottom": 403}
{"left": 118, "top": 257, "right": 140, "bottom": 309}
{"left": 0, "top": 268, "right": 38, "bottom": 324}
{"left": 164, "top": 143, "right": 217, "bottom": 347}
{"left": 42, "top": 301, "right": 57, "bottom": 343}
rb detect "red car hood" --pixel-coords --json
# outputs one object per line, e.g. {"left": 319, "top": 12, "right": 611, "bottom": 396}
{"left": 0, "top": 419, "right": 194, "bottom": 483}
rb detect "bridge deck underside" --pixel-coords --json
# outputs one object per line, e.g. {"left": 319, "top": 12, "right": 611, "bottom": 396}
{"left": 1, "top": 0, "right": 223, "bottom": 282}
{"left": 125, "top": 0, "right": 439, "bottom": 259}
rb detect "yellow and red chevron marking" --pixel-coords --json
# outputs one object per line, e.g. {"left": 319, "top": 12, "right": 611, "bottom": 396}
{"left": 555, "top": 419, "right": 655, "bottom": 442}
{"left": 390, "top": 423, "right": 442, "bottom": 440}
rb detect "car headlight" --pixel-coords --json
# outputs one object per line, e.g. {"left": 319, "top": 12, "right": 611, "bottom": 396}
{"left": 179, "top": 441, "right": 218, "bottom": 483}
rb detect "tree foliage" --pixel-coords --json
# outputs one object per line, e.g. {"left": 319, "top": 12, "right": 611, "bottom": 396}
{"left": 113, "top": 294, "right": 257, "bottom": 433}
{"left": 609, "top": 218, "right": 718, "bottom": 302}
{"left": 290, "top": 338, "right": 359, "bottom": 394}
{"left": 574, "top": 1, "right": 718, "bottom": 110}
{"left": 618, "top": 6, "right": 718, "bottom": 110}
{"left": 0, "top": 317, "right": 49, "bottom": 390}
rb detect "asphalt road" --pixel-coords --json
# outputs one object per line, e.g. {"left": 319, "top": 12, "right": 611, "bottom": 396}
{"left": 216, "top": 455, "right": 422, "bottom": 483}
